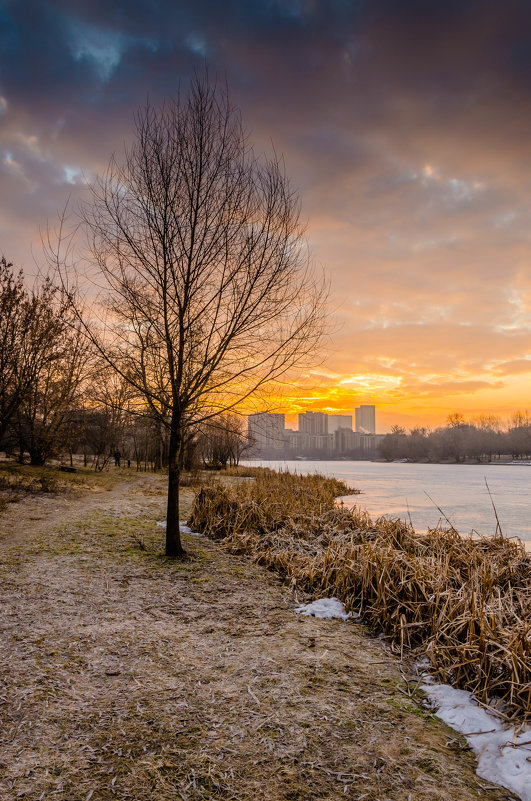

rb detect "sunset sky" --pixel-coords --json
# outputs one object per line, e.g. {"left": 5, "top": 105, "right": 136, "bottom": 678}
{"left": 1, "top": 0, "right": 530, "bottom": 431}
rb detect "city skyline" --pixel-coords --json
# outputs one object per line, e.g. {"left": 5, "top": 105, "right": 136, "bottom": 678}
{"left": 1, "top": 2, "right": 530, "bottom": 428}
{"left": 247, "top": 406, "right": 382, "bottom": 457}
{"left": 247, "top": 402, "right": 528, "bottom": 434}
{"left": 250, "top": 406, "right": 376, "bottom": 432}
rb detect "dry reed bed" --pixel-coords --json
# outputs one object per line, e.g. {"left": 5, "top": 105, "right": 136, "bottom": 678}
{"left": 189, "top": 468, "right": 531, "bottom": 720}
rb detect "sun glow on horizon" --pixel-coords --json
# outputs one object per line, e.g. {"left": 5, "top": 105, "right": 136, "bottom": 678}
{"left": 242, "top": 366, "right": 531, "bottom": 433}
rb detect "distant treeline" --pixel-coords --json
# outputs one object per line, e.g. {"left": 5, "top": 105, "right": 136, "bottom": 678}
{"left": 379, "top": 412, "right": 531, "bottom": 462}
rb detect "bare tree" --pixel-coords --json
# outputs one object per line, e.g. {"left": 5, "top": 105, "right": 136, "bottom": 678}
{"left": 79, "top": 370, "right": 133, "bottom": 470}
{"left": 0, "top": 258, "right": 88, "bottom": 460}
{"left": 0, "top": 258, "right": 28, "bottom": 446}
{"left": 16, "top": 309, "right": 89, "bottom": 466}
{"left": 197, "top": 413, "right": 250, "bottom": 468}
{"left": 379, "top": 425, "right": 407, "bottom": 461}
{"left": 55, "top": 76, "right": 327, "bottom": 556}
{"left": 0, "top": 259, "right": 55, "bottom": 447}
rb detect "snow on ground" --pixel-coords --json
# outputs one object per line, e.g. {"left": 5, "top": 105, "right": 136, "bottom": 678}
{"left": 423, "top": 682, "right": 531, "bottom": 801}
{"left": 155, "top": 520, "right": 203, "bottom": 536}
{"left": 295, "top": 598, "right": 353, "bottom": 621}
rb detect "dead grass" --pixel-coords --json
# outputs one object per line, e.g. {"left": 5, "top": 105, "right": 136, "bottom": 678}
{"left": 0, "top": 470, "right": 518, "bottom": 800}
{"left": 0, "top": 461, "right": 132, "bottom": 497}
{"left": 190, "top": 471, "right": 531, "bottom": 721}
{"left": 191, "top": 468, "right": 355, "bottom": 539}
{"left": 0, "top": 463, "right": 62, "bottom": 494}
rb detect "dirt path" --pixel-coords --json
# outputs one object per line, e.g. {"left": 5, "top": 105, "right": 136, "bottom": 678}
{"left": 0, "top": 471, "right": 518, "bottom": 801}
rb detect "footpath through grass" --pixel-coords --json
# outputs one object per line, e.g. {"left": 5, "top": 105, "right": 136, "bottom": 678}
{"left": 0, "top": 465, "right": 519, "bottom": 801}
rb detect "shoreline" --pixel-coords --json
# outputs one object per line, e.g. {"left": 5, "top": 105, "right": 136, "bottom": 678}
{"left": 243, "top": 458, "right": 531, "bottom": 544}
{"left": 191, "top": 467, "right": 531, "bottom": 799}
{"left": 246, "top": 456, "right": 531, "bottom": 465}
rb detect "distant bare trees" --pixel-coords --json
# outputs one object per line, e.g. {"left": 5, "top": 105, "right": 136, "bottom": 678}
{"left": 16, "top": 322, "right": 88, "bottom": 465}
{"left": 56, "top": 75, "right": 327, "bottom": 556}
{"left": 80, "top": 372, "right": 132, "bottom": 470}
{"left": 379, "top": 425, "right": 407, "bottom": 461}
{"left": 196, "top": 414, "right": 250, "bottom": 468}
{"left": 379, "top": 413, "right": 531, "bottom": 462}
{"left": 506, "top": 411, "right": 531, "bottom": 459}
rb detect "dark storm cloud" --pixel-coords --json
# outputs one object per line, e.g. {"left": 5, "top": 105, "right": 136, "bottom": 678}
{"left": 3, "top": 0, "right": 531, "bottom": 162}
{"left": 0, "top": 1, "right": 528, "bottom": 112}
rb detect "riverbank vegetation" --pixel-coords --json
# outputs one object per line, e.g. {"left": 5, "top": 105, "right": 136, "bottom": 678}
{"left": 190, "top": 467, "right": 531, "bottom": 720}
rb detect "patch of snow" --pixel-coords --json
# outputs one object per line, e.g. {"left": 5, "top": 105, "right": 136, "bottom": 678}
{"left": 155, "top": 520, "right": 203, "bottom": 537}
{"left": 179, "top": 522, "right": 203, "bottom": 537}
{"left": 416, "top": 658, "right": 431, "bottom": 674}
{"left": 423, "top": 683, "right": 531, "bottom": 801}
{"left": 295, "top": 597, "right": 353, "bottom": 621}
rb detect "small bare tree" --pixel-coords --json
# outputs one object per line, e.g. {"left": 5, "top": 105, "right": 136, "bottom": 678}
{"left": 57, "top": 76, "right": 327, "bottom": 557}
{"left": 16, "top": 302, "right": 89, "bottom": 466}
{"left": 0, "top": 259, "right": 89, "bottom": 461}
{"left": 197, "top": 413, "right": 250, "bottom": 468}
{"left": 0, "top": 260, "right": 59, "bottom": 448}
{"left": 81, "top": 370, "right": 133, "bottom": 470}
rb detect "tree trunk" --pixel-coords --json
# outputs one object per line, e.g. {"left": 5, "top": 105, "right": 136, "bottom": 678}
{"left": 154, "top": 424, "right": 162, "bottom": 471}
{"left": 166, "top": 420, "right": 184, "bottom": 558}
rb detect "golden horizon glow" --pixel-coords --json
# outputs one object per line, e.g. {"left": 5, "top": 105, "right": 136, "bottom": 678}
{"left": 245, "top": 369, "right": 531, "bottom": 433}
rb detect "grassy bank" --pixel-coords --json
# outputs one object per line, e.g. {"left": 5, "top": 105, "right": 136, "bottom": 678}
{"left": 190, "top": 467, "right": 531, "bottom": 720}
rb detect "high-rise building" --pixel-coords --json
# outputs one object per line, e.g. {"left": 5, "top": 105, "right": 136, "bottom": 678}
{"left": 248, "top": 412, "right": 286, "bottom": 452}
{"left": 334, "top": 428, "right": 361, "bottom": 454}
{"left": 328, "top": 415, "right": 353, "bottom": 435}
{"left": 298, "top": 411, "right": 328, "bottom": 435}
{"left": 355, "top": 405, "right": 376, "bottom": 434}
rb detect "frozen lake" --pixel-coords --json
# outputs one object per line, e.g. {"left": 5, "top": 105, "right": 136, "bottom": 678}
{"left": 245, "top": 460, "right": 531, "bottom": 544}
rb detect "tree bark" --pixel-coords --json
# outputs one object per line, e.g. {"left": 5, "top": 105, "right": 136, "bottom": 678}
{"left": 166, "top": 419, "right": 184, "bottom": 557}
